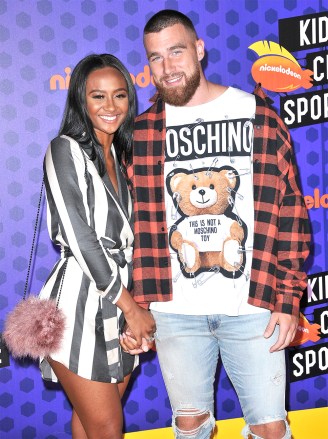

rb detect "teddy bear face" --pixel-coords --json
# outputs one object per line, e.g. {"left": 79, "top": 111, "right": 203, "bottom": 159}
{"left": 169, "top": 167, "right": 238, "bottom": 217}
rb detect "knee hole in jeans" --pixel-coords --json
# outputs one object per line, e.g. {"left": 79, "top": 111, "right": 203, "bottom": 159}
{"left": 174, "top": 409, "right": 215, "bottom": 436}
{"left": 242, "top": 419, "right": 291, "bottom": 439}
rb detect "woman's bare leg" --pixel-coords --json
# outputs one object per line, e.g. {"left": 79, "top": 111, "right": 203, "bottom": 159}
{"left": 118, "top": 374, "right": 131, "bottom": 397}
{"left": 72, "top": 409, "right": 88, "bottom": 439}
{"left": 70, "top": 373, "right": 131, "bottom": 438}
{"left": 49, "top": 358, "right": 128, "bottom": 439}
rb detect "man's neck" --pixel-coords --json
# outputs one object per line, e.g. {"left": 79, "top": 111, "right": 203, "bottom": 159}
{"left": 183, "top": 78, "right": 228, "bottom": 107}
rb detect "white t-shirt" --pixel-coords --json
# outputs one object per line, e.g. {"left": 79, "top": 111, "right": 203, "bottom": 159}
{"left": 150, "top": 87, "right": 267, "bottom": 316}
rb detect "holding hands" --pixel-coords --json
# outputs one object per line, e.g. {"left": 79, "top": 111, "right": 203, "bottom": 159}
{"left": 120, "top": 324, "right": 155, "bottom": 354}
{"left": 116, "top": 287, "right": 156, "bottom": 354}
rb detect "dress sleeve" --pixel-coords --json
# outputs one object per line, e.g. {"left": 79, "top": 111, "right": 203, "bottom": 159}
{"left": 44, "top": 136, "right": 123, "bottom": 303}
{"left": 275, "top": 117, "right": 311, "bottom": 315}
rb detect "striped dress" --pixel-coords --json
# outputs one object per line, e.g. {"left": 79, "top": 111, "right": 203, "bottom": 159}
{"left": 39, "top": 135, "right": 136, "bottom": 383}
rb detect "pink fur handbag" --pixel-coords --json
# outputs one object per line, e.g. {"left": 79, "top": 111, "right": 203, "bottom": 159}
{"left": 3, "top": 181, "right": 66, "bottom": 360}
{"left": 3, "top": 296, "right": 65, "bottom": 360}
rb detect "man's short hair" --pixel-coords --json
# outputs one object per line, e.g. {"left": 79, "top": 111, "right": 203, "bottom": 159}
{"left": 144, "top": 9, "right": 198, "bottom": 38}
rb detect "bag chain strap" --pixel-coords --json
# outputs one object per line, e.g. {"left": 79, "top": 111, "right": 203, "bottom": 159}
{"left": 23, "top": 179, "right": 67, "bottom": 310}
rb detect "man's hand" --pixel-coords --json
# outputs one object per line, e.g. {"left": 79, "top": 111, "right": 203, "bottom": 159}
{"left": 264, "top": 312, "right": 299, "bottom": 352}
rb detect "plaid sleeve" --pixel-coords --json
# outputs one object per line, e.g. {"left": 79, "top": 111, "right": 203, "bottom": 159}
{"left": 274, "top": 115, "right": 311, "bottom": 315}
{"left": 131, "top": 100, "right": 173, "bottom": 305}
{"left": 250, "top": 94, "right": 311, "bottom": 316}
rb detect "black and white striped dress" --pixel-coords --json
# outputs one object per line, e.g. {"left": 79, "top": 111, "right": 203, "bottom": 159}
{"left": 39, "top": 135, "right": 137, "bottom": 383}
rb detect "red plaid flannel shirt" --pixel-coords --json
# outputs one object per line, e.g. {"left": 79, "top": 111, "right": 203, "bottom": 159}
{"left": 129, "top": 87, "right": 311, "bottom": 316}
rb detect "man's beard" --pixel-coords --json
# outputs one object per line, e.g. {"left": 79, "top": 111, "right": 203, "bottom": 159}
{"left": 155, "top": 64, "right": 201, "bottom": 106}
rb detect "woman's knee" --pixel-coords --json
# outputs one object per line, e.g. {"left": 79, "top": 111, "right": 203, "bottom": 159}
{"left": 82, "top": 416, "right": 122, "bottom": 439}
{"left": 75, "top": 404, "right": 123, "bottom": 438}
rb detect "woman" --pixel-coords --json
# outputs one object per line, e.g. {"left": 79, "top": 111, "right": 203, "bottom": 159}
{"left": 39, "top": 54, "right": 156, "bottom": 439}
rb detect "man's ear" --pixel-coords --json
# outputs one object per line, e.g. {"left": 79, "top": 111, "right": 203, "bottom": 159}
{"left": 196, "top": 39, "right": 205, "bottom": 61}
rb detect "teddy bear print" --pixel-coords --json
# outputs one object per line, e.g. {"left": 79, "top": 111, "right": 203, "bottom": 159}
{"left": 167, "top": 166, "right": 247, "bottom": 278}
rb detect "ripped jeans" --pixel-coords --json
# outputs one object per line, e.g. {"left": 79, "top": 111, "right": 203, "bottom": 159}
{"left": 152, "top": 311, "right": 290, "bottom": 439}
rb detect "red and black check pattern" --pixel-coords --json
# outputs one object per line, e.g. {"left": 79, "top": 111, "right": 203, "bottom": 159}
{"left": 129, "top": 89, "right": 311, "bottom": 316}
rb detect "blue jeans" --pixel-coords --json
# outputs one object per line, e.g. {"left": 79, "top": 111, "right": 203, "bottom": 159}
{"left": 152, "top": 311, "right": 291, "bottom": 439}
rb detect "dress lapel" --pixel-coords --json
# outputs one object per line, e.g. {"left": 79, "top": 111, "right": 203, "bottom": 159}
{"left": 101, "top": 145, "right": 130, "bottom": 220}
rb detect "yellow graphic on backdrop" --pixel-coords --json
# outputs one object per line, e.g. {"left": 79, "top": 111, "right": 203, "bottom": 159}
{"left": 249, "top": 40, "right": 313, "bottom": 92}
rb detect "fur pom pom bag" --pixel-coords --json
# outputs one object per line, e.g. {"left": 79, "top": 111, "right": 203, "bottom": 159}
{"left": 3, "top": 181, "right": 66, "bottom": 360}
{"left": 3, "top": 297, "right": 65, "bottom": 360}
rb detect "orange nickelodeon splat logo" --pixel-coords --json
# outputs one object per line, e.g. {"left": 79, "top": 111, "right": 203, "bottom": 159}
{"left": 249, "top": 41, "right": 314, "bottom": 93}
{"left": 289, "top": 313, "right": 321, "bottom": 347}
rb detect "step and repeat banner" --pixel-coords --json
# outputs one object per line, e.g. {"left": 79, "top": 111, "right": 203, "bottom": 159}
{"left": 0, "top": 0, "right": 327, "bottom": 437}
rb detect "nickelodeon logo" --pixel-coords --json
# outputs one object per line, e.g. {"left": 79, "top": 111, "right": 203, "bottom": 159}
{"left": 49, "top": 65, "right": 154, "bottom": 90}
{"left": 249, "top": 40, "right": 313, "bottom": 93}
{"left": 304, "top": 188, "right": 328, "bottom": 209}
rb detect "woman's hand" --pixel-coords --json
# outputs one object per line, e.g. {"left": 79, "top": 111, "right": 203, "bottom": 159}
{"left": 123, "top": 306, "right": 156, "bottom": 347}
{"left": 116, "top": 287, "right": 156, "bottom": 348}
{"left": 120, "top": 326, "right": 154, "bottom": 354}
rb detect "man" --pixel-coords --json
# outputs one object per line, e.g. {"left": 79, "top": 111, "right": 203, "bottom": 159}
{"left": 124, "top": 9, "right": 311, "bottom": 439}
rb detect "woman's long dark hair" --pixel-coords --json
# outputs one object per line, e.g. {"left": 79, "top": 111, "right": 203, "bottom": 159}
{"left": 59, "top": 53, "right": 136, "bottom": 175}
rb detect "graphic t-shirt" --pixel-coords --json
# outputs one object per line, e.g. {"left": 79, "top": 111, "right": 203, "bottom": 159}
{"left": 150, "top": 87, "right": 268, "bottom": 316}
